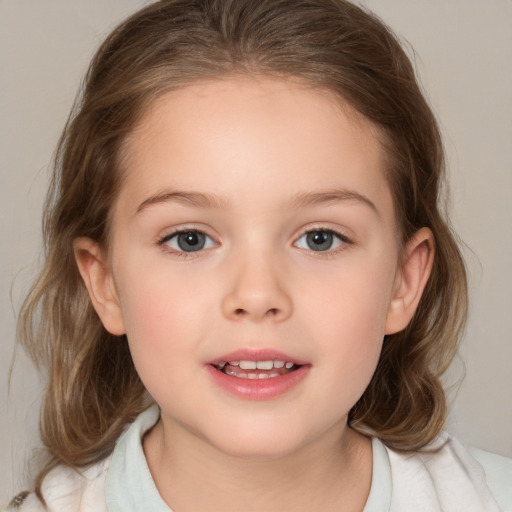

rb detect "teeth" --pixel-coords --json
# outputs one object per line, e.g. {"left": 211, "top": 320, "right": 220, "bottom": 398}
{"left": 219, "top": 360, "right": 294, "bottom": 370}
{"left": 220, "top": 368, "right": 296, "bottom": 379}
{"left": 256, "top": 361, "right": 273, "bottom": 370}
{"left": 239, "top": 361, "right": 257, "bottom": 370}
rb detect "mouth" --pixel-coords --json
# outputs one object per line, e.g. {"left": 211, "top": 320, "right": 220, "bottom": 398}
{"left": 206, "top": 350, "right": 310, "bottom": 400}
{"left": 213, "top": 359, "right": 301, "bottom": 379}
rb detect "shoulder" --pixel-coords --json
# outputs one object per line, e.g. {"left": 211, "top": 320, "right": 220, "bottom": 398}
{"left": 469, "top": 446, "right": 512, "bottom": 512}
{"left": 5, "top": 458, "right": 110, "bottom": 512}
{"left": 383, "top": 433, "right": 511, "bottom": 511}
{"left": 5, "top": 406, "right": 159, "bottom": 512}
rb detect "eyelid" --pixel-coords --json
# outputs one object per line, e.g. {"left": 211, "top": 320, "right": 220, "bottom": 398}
{"left": 155, "top": 224, "right": 352, "bottom": 257}
{"left": 157, "top": 226, "right": 218, "bottom": 256}
{"left": 293, "top": 226, "right": 353, "bottom": 252}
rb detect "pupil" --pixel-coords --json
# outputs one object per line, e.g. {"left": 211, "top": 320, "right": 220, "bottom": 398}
{"left": 177, "top": 231, "right": 205, "bottom": 252}
{"left": 307, "top": 231, "right": 332, "bottom": 251}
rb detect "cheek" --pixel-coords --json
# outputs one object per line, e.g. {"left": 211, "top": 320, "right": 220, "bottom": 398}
{"left": 113, "top": 261, "right": 212, "bottom": 384}
{"left": 301, "top": 251, "right": 396, "bottom": 336}
{"left": 117, "top": 257, "right": 206, "bottom": 334}
{"left": 299, "top": 254, "right": 396, "bottom": 393}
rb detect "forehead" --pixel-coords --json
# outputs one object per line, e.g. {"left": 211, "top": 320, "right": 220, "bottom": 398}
{"left": 117, "top": 77, "right": 393, "bottom": 218}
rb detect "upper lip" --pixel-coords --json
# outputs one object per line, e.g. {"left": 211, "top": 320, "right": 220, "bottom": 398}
{"left": 207, "top": 348, "right": 308, "bottom": 366}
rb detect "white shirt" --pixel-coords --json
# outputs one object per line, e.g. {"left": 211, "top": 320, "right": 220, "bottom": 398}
{"left": 7, "top": 405, "right": 511, "bottom": 511}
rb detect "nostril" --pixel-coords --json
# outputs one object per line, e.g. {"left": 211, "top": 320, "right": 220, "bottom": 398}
{"left": 267, "top": 308, "right": 279, "bottom": 316}
{"left": 234, "top": 308, "right": 246, "bottom": 316}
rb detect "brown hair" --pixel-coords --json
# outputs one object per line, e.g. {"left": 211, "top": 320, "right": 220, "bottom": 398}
{"left": 18, "top": 0, "right": 467, "bottom": 497}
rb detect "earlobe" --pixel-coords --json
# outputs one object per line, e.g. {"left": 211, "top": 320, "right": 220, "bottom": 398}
{"left": 385, "top": 227, "right": 435, "bottom": 335}
{"left": 73, "top": 237, "right": 126, "bottom": 336}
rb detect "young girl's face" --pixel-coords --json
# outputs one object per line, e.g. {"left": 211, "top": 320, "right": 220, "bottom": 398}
{"left": 78, "top": 77, "right": 431, "bottom": 459}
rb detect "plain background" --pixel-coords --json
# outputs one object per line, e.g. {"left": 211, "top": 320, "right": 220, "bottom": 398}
{"left": 1, "top": 0, "right": 511, "bottom": 503}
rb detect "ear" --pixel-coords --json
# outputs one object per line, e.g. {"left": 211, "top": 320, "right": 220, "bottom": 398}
{"left": 385, "top": 227, "right": 435, "bottom": 335}
{"left": 73, "top": 237, "right": 126, "bottom": 336}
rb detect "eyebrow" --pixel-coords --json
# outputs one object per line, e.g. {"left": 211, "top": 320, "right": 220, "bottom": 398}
{"left": 136, "top": 190, "right": 230, "bottom": 214}
{"left": 135, "top": 187, "right": 379, "bottom": 216}
{"left": 290, "top": 189, "right": 379, "bottom": 216}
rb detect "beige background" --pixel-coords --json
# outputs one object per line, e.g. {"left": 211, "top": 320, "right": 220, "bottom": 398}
{"left": 1, "top": 0, "right": 511, "bottom": 503}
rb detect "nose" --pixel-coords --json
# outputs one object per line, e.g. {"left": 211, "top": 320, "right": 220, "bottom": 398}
{"left": 221, "top": 251, "right": 293, "bottom": 323}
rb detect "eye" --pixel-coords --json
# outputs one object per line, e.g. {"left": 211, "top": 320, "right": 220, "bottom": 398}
{"left": 160, "top": 230, "right": 216, "bottom": 253}
{"left": 294, "top": 229, "right": 349, "bottom": 252}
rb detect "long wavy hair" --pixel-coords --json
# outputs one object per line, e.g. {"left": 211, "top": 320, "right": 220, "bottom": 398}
{"left": 18, "top": 0, "right": 467, "bottom": 497}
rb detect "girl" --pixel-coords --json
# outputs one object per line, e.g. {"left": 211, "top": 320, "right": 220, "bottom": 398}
{"left": 5, "top": 0, "right": 511, "bottom": 510}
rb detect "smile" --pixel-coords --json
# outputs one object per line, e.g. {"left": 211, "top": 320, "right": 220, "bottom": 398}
{"left": 207, "top": 350, "right": 310, "bottom": 400}
{"left": 215, "top": 360, "right": 298, "bottom": 379}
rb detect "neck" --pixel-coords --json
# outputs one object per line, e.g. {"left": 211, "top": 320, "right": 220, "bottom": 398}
{"left": 143, "top": 418, "right": 372, "bottom": 512}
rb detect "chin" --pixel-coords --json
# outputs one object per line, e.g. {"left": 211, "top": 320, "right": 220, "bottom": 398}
{"left": 202, "top": 419, "right": 318, "bottom": 460}
{"left": 217, "top": 437, "right": 303, "bottom": 460}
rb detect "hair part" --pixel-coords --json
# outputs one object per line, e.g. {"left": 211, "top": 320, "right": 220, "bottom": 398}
{"left": 18, "top": 0, "right": 467, "bottom": 497}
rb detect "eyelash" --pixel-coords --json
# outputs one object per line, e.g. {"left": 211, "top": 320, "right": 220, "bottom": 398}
{"left": 157, "top": 228, "right": 217, "bottom": 259}
{"left": 294, "top": 228, "right": 353, "bottom": 256}
{"left": 156, "top": 226, "right": 353, "bottom": 258}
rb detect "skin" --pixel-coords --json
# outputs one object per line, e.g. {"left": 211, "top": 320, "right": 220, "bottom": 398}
{"left": 75, "top": 77, "right": 434, "bottom": 512}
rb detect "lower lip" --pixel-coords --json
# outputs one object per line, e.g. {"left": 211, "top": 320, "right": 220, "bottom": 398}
{"left": 205, "top": 364, "right": 310, "bottom": 400}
